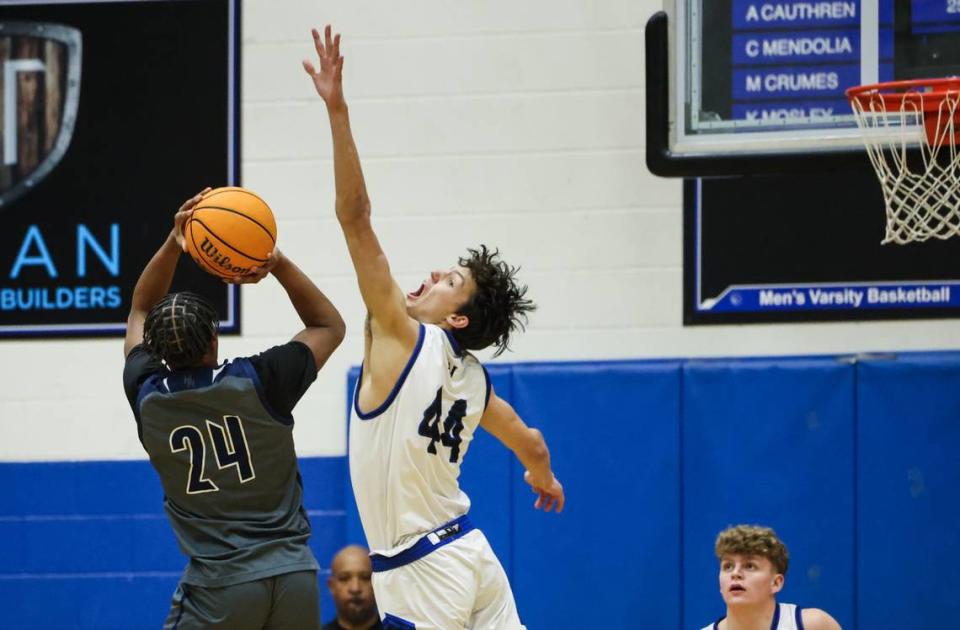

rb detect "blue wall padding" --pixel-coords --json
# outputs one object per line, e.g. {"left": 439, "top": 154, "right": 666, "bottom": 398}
{"left": 857, "top": 353, "right": 960, "bottom": 628}
{"left": 344, "top": 367, "right": 365, "bottom": 547}
{"left": 682, "top": 358, "right": 856, "bottom": 630}
{"left": 508, "top": 361, "right": 683, "bottom": 629}
{"left": 0, "top": 457, "right": 346, "bottom": 630}
{"left": 3, "top": 575, "right": 180, "bottom": 630}
{"left": 5, "top": 352, "right": 960, "bottom": 629}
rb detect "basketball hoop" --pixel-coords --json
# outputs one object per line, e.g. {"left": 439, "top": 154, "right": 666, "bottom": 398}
{"left": 847, "top": 77, "right": 960, "bottom": 244}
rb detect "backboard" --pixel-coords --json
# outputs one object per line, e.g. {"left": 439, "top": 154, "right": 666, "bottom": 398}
{"left": 648, "top": 1, "right": 960, "bottom": 176}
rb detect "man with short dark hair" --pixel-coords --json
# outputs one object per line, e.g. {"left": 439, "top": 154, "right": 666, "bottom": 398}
{"left": 123, "top": 188, "right": 345, "bottom": 629}
{"left": 323, "top": 545, "right": 382, "bottom": 630}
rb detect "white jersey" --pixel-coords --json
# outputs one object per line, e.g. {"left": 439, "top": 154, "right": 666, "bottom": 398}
{"left": 701, "top": 603, "right": 804, "bottom": 630}
{"left": 349, "top": 323, "right": 489, "bottom": 556}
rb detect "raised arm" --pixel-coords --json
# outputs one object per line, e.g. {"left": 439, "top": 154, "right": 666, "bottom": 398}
{"left": 303, "top": 25, "right": 415, "bottom": 342}
{"left": 123, "top": 188, "right": 209, "bottom": 356}
{"left": 480, "top": 388, "right": 565, "bottom": 513}
{"left": 268, "top": 251, "right": 346, "bottom": 370}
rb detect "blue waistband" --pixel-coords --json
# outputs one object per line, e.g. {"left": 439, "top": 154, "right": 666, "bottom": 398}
{"left": 370, "top": 514, "right": 475, "bottom": 573}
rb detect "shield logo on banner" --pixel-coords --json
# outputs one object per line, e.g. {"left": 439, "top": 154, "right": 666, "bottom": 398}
{"left": 0, "top": 22, "right": 81, "bottom": 209}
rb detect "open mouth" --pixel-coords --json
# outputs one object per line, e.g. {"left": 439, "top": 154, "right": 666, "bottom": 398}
{"left": 729, "top": 585, "right": 746, "bottom": 593}
{"left": 408, "top": 283, "right": 426, "bottom": 299}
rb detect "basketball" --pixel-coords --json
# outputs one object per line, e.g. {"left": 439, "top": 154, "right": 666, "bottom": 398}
{"left": 184, "top": 187, "right": 277, "bottom": 279}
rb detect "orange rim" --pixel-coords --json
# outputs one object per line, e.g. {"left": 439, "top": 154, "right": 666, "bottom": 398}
{"left": 847, "top": 77, "right": 960, "bottom": 113}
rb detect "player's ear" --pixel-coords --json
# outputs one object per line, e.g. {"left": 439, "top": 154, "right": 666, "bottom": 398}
{"left": 445, "top": 313, "right": 469, "bottom": 329}
{"left": 771, "top": 574, "right": 784, "bottom": 593}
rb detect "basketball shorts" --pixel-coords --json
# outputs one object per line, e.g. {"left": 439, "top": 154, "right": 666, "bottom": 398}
{"left": 372, "top": 528, "right": 524, "bottom": 630}
{"left": 163, "top": 570, "right": 320, "bottom": 630}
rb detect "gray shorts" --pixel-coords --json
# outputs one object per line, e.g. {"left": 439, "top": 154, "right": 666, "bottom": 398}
{"left": 163, "top": 570, "right": 320, "bottom": 630}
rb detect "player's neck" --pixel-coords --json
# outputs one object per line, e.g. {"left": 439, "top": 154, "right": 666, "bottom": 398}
{"left": 723, "top": 600, "right": 777, "bottom": 630}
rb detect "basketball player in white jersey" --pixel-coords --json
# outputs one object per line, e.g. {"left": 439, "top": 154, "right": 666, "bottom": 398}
{"left": 701, "top": 525, "right": 842, "bottom": 630}
{"left": 303, "top": 25, "right": 564, "bottom": 630}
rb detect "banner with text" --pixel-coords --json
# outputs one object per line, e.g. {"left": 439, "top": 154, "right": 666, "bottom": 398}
{"left": 0, "top": 0, "right": 239, "bottom": 338}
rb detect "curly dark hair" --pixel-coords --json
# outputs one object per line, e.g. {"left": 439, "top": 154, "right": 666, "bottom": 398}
{"left": 143, "top": 292, "right": 219, "bottom": 369}
{"left": 451, "top": 245, "right": 535, "bottom": 357}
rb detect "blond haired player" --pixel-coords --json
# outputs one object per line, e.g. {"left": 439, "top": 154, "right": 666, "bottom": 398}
{"left": 702, "top": 525, "right": 842, "bottom": 630}
{"left": 303, "top": 24, "right": 564, "bottom": 630}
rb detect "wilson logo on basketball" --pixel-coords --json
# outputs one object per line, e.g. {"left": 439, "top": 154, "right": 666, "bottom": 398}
{"left": 198, "top": 237, "right": 253, "bottom": 276}
{"left": 0, "top": 22, "right": 81, "bottom": 209}
{"left": 185, "top": 187, "right": 277, "bottom": 280}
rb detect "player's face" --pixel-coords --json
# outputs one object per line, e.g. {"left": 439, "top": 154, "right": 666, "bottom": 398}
{"left": 718, "top": 554, "right": 783, "bottom": 607}
{"left": 405, "top": 265, "right": 476, "bottom": 328}
{"left": 328, "top": 550, "right": 377, "bottom": 625}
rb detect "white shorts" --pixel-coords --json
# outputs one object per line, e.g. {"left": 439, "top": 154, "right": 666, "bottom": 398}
{"left": 372, "top": 529, "right": 525, "bottom": 630}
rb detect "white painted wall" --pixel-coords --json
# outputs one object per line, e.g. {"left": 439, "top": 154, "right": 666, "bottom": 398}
{"left": 1, "top": 0, "right": 956, "bottom": 462}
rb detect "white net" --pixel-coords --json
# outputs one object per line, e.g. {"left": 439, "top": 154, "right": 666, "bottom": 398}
{"left": 849, "top": 85, "right": 960, "bottom": 244}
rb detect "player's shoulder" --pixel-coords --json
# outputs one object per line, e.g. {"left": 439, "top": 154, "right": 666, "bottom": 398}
{"left": 800, "top": 607, "right": 842, "bottom": 630}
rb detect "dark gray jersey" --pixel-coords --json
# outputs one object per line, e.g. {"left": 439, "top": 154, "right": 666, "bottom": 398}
{"left": 124, "top": 343, "right": 319, "bottom": 587}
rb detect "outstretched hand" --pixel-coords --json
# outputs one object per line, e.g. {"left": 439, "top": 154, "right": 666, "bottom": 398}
{"left": 173, "top": 187, "right": 212, "bottom": 251}
{"left": 524, "top": 470, "right": 565, "bottom": 513}
{"left": 303, "top": 25, "right": 344, "bottom": 109}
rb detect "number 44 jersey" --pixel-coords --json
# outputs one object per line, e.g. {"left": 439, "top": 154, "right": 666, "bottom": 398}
{"left": 350, "top": 323, "right": 491, "bottom": 556}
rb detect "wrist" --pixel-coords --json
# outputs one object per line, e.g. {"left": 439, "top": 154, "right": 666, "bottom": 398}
{"left": 165, "top": 231, "right": 182, "bottom": 251}
{"left": 269, "top": 251, "right": 290, "bottom": 275}
{"left": 528, "top": 470, "right": 554, "bottom": 488}
{"left": 326, "top": 100, "right": 348, "bottom": 117}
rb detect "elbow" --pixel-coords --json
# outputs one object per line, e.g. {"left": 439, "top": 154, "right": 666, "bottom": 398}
{"left": 335, "top": 195, "right": 371, "bottom": 224}
{"left": 330, "top": 316, "right": 347, "bottom": 346}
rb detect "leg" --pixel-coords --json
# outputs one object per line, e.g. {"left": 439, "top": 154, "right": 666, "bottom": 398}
{"left": 163, "top": 580, "right": 271, "bottom": 630}
{"left": 467, "top": 531, "right": 525, "bottom": 630}
{"left": 263, "top": 570, "right": 322, "bottom": 630}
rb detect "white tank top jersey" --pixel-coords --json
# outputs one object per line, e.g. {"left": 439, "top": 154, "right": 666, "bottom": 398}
{"left": 349, "top": 323, "right": 490, "bottom": 556}
{"left": 702, "top": 603, "right": 805, "bottom": 630}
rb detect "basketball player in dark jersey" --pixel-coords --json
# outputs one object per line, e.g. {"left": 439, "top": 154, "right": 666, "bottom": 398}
{"left": 123, "top": 189, "right": 346, "bottom": 629}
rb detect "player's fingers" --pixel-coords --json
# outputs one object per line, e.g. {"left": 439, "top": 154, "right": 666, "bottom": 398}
{"left": 324, "top": 24, "right": 334, "bottom": 54}
{"left": 302, "top": 59, "right": 317, "bottom": 76}
{"left": 180, "top": 189, "right": 208, "bottom": 212}
{"left": 311, "top": 27, "right": 324, "bottom": 57}
{"left": 333, "top": 33, "right": 341, "bottom": 58}
{"left": 556, "top": 493, "right": 565, "bottom": 513}
{"left": 335, "top": 56, "right": 344, "bottom": 80}
{"left": 173, "top": 210, "right": 193, "bottom": 230}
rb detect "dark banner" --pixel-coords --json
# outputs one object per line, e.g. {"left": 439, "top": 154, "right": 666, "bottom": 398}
{"left": 0, "top": 0, "right": 239, "bottom": 337}
{"left": 684, "top": 174, "right": 960, "bottom": 324}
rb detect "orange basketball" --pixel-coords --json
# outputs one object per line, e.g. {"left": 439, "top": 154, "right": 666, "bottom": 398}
{"left": 185, "top": 187, "right": 277, "bottom": 279}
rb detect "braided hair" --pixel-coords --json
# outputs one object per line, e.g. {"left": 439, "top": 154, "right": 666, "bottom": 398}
{"left": 452, "top": 245, "right": 536, "bottom": 357}
{"left": 143, "top": 292, "right": 219, "bottom": 369}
